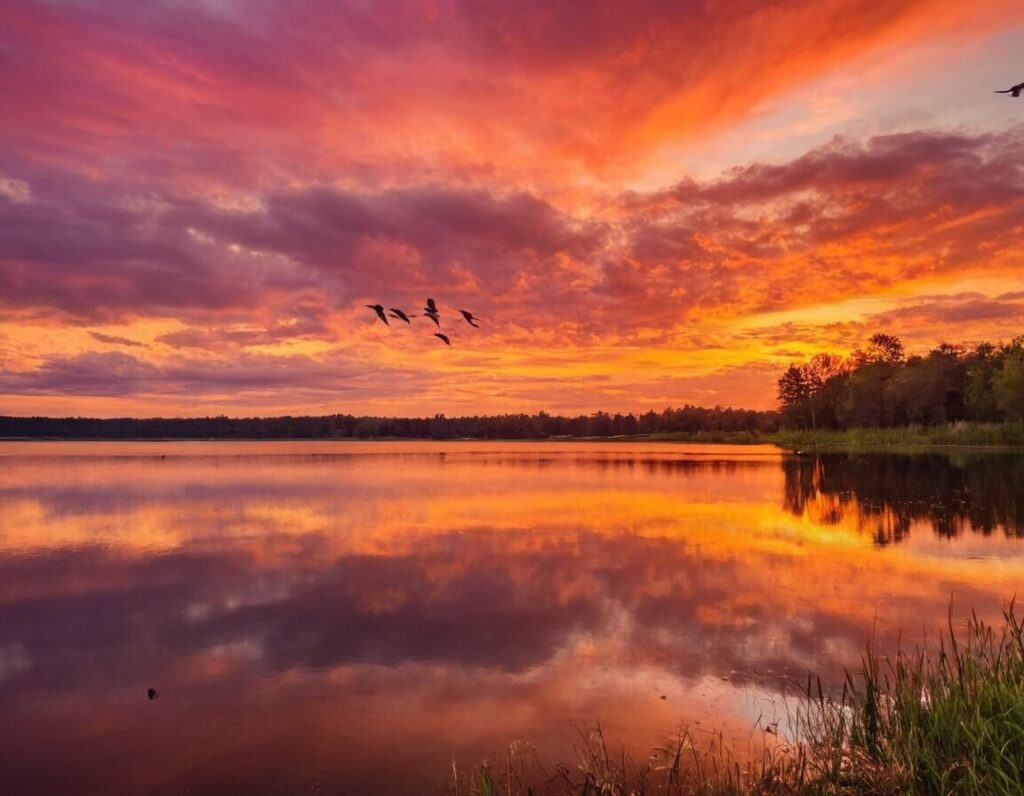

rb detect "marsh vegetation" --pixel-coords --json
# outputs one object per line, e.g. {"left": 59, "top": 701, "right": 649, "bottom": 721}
{"left": 453, "top": 607, "right": 1024, "bottom": 795}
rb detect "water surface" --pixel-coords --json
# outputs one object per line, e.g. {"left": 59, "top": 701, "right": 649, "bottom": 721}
{"left": 1, "top": 442, "right": 1022, "bottom": 794}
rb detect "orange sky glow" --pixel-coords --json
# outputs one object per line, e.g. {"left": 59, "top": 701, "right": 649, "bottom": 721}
{"left": 1, "top": 0, "right": 1023, "bottom": 417}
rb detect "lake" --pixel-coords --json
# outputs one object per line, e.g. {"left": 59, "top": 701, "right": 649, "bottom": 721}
{"left": 1, "top": 441, "right": 1022, "bottom": 794}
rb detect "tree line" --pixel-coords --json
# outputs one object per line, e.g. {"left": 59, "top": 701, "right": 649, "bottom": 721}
{"left": 0, "top": 405, "right": 779, "bottom": 440}
{"left": 5, "top": 332, "right": 1020, "bottom": 439}
{"left": 777, "top": 333, "right": 1024, "bottom": 429}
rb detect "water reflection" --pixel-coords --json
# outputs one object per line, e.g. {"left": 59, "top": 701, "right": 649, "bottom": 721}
{"left": 784, "top": 451, "right": 1024, "bottom": 544}
{"left": 0, "top": 442, "right": 1021, "bottom": 795}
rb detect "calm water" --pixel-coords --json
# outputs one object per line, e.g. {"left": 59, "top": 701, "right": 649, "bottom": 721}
{"left": 1, "top": 441, "right": 1022, "bottom": 794}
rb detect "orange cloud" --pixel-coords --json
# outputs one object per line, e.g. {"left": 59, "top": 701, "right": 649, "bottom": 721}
{"left": 0, "top": 1, "right": 1023, "bottom": 415}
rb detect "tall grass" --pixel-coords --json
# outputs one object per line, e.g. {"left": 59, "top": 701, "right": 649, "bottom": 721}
{"left": 769, "top": 422, "right": 1024, "bottom": 450}
{"left": 630, "top": 422, "right": 1024, "bottom": 448}
{"left": 449, "top": 605, "right": 1024, "bottom": 795}
{"left": 801, "top": 604, "right": 1024, "bottom": 795}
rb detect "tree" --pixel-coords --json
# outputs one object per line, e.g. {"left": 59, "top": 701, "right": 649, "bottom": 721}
{"left": 994, "top": 351, "right": 1024, "bottom": 421}
{"left": 777, "top": 365, "right": 812, "bottom": 427}
{"left": 839, "top": 363, "right": 888, "bottom": 427}
{"left": 844, "top": 334, "right": 905, "bottom": 426}
{"left": 928, "top": 343, "right": 967, "bottom": 422}
{"left": 803, "top": 353, "right": 847, "bottom": 429}
{"left": 965, "top": 343, "right": 1000, "bottom": 422}
{"left": 856, "top": 333, "right": 905, "bottom": 366}
{"left": 883, "top": 345, "right": 967, "bottom": 425}
{"left": 885, "top": 356, "right": 936, "bottom": 424}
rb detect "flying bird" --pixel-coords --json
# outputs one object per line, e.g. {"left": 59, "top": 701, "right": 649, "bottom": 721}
{"left": 365, "top": 304, "right": 389, "bottom": 325}
{"left": 388, "top": 308, "right": 412, "bottom": 324}
{"left": 458, "top": 309, "right": 480, "bottom": 328}
{"left": 423, "top": 297, "right": 441, "bottom": 327}
{"left": 147, "top": 688, "right": 158, "bottom": 700}
{"left": 434, "top": 333, "right": 451, "bottom": 346}
{"left": 995, "top": 81, "right": 1024, "bottom": 97}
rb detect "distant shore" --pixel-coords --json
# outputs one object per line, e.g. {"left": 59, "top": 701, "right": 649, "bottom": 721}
{"left": 2, "top": 422, "right": 1024, "bottom": 449}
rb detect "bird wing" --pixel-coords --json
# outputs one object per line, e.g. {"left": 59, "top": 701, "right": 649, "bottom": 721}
{"left": 434, "top": 333, "right": 450, "bottom": 345}
{"left": 995, "top": 89, "right": 1013, "bottom": 93}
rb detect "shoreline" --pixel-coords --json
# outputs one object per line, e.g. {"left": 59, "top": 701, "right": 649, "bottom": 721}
{"left": 452, "top": 606, "right": 1024, "bottom": 795}
{"left": 1, "top": 433, "right": 1022, "bottom": 451}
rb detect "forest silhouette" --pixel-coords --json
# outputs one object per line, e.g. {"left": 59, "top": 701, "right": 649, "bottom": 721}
{"left": 777, "top": 333, "right": 1024, "bottom": 429}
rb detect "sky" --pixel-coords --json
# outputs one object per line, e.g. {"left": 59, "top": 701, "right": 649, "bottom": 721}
{"left": 1, "top": 0, "right": 1023, "bottom": 418}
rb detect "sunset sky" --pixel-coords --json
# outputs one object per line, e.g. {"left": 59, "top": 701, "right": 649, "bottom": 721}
{"left": 1, "top": 0, "right": 1023, "bottom": 417}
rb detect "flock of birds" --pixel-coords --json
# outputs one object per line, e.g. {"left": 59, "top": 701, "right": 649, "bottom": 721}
{"left": 364, "top": 297, "right": 480, "bottom": 346}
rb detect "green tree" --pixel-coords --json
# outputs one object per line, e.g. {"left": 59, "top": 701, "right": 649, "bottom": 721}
{"left": 965, "top": 342, "right": 1000, "bottom": 421}
{"left": 885, "top": 355, "right": 938, "bottom": 424}
{"left": 843, "top": 334, "right": 906, "bottom": 426}
{"left": 778, "top": 364, "right": 812, "bottom": 427}
{"left": 803, "top": 353, "right": 847, "bottom": 429}
{"left": 994, "top": 351, "right": 1024, "bottom": 421}
{"left": 887, "top": 344, "right": 967, "bottom": 424}
{"left": 856, "top": 333, "right": 905, "bottom": 367}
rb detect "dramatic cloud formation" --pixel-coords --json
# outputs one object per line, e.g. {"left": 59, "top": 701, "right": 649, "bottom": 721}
{"left": 1, "top": 0, "right": 1022, "bottom": 415}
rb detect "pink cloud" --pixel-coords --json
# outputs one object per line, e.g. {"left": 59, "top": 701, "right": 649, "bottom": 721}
{"left": 1, "top": 1, "right": 1023, "bottom": 413}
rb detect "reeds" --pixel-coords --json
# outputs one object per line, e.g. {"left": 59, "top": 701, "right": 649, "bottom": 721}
{"left": 770, "top": 422, "right": 1024, "bottom": 450}
{"left": 798, "top": 603, "right": 1024, "bottom": 795}
{"left": 635, "top": 422, "right": 1024, "bottom": 447}
{"left": 449, "top": 604, "right": 1024, "bottom": 795}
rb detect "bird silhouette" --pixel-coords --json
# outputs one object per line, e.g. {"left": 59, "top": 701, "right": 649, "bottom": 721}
{"left": 365, "top": 304, "right": 389, "bottom": 325}
{"left": 458, "top": 309, "right": 480, "bottom": 328}
{"left": 434, "top": 333, "right": 451, "bottom": 346}
{"left": 388, "top": 308, "right": 412, "bottom": 324}
{"left": 423, "top": 298, "right": 441, "bottom": 327}
{"left": 147, "top": 688, "right": 158, "bottom": 700}
{"left": 995, "top": 81, "right": 1024, "bottom": 97}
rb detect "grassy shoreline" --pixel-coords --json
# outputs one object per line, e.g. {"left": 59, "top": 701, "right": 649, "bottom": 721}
{"left": 768, "top": 422, "right": 1024, "bottom": 450}
{"left": 453, "top": 606, "right": 1024, "bottom": 795}
{"left": 634, "top": 422, "right": 1024, "bottom": 450}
